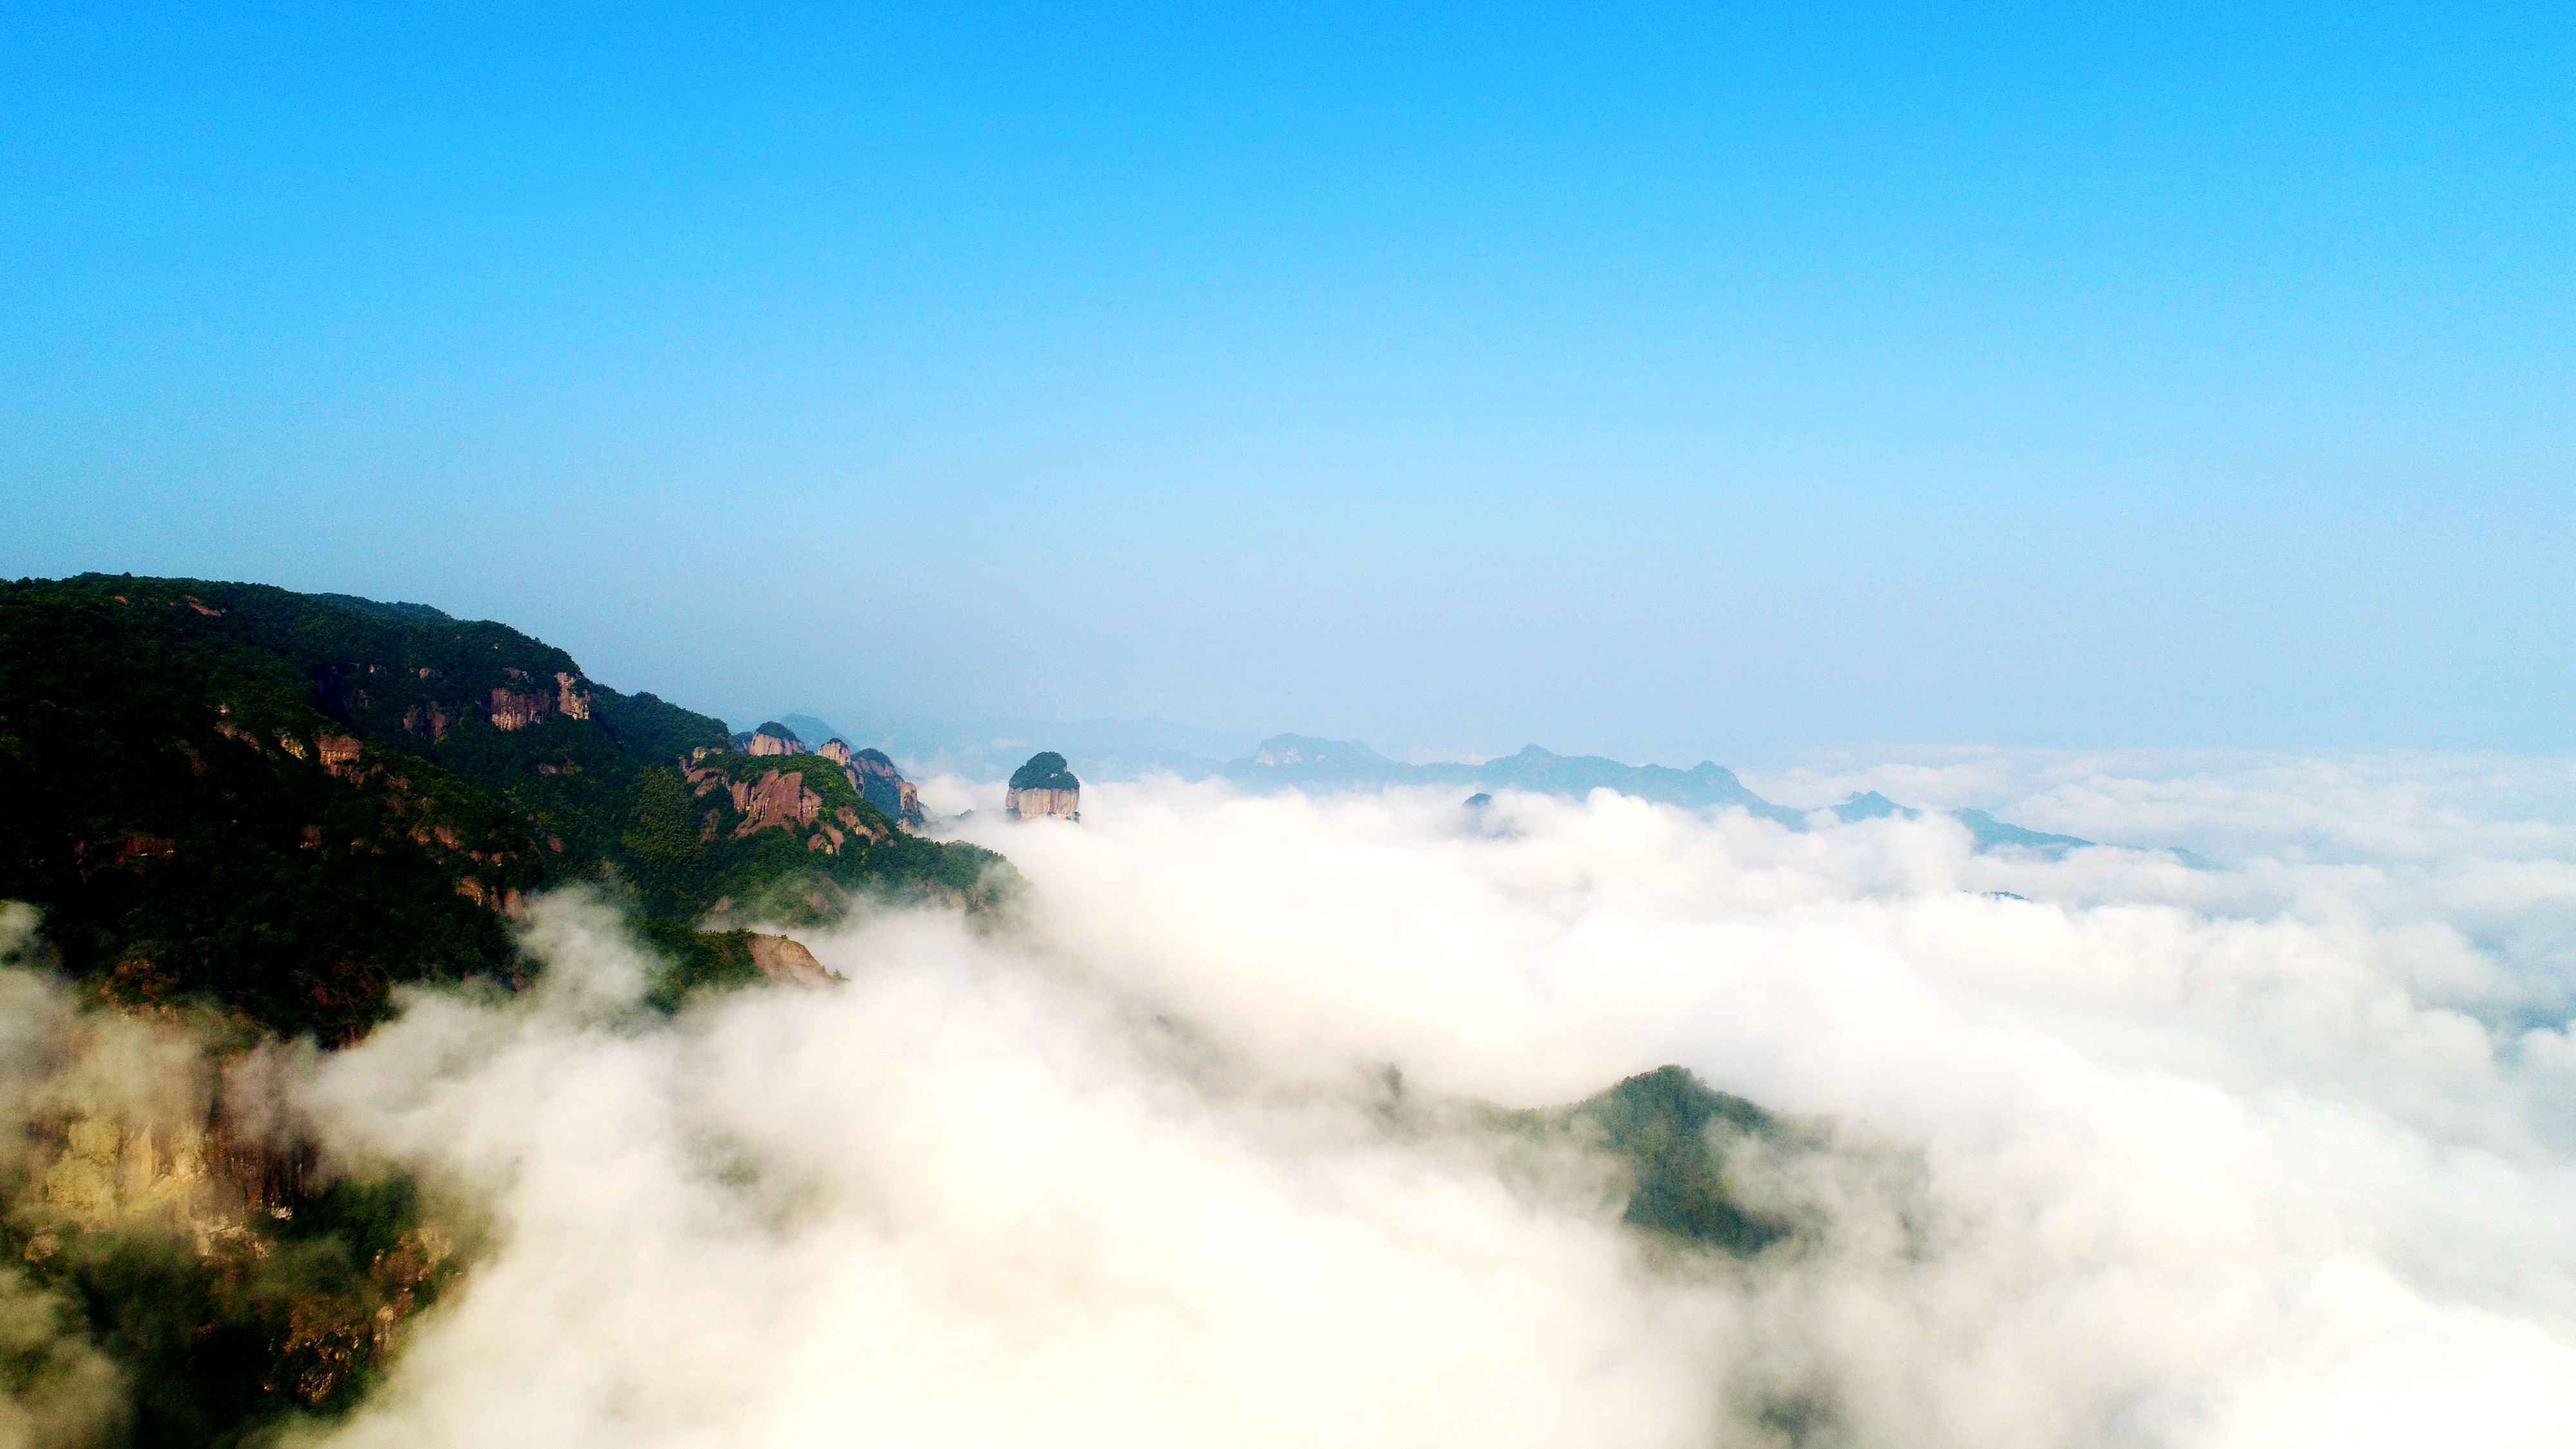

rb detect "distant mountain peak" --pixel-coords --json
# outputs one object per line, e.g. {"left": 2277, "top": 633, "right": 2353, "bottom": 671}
{"left": 1251, "top": 734, "right": 1395, "bottom": 769}
{"left": 1951, "top": 808, "right": 2091, "bottom": 855}
{"left": 1833, "top": 791, "right": 1910, "bottom": 822}
{"left": 1218, "top": 734, "right": 2098, "bottom": 853}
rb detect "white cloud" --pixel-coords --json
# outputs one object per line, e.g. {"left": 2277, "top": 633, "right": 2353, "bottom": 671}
{"left": 299, "top": 757, "right": 2576, "bottom": 1447}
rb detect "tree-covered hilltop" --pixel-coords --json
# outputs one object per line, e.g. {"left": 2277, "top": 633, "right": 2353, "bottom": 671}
{"left": 0, "top": 574, "right": 1009, "bottom": 1040}
{"left": 1008, "top": 751, "right": 1079, "bottom": 792}
{"left": 1557, "top": 1065, "right": 1790, "bottom": 1256}
{"left": 1400, "top": 1063, "right": 1807, "bottom": 1258}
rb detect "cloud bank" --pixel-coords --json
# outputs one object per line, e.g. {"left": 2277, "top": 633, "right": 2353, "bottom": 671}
{"left": 284, "top": 755, "right": 2576, "bottom": 1447}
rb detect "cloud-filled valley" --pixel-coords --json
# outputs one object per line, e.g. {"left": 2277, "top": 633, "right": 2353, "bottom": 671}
{"left": 225, "top": 752, "right": 2576, "bottom": 1447}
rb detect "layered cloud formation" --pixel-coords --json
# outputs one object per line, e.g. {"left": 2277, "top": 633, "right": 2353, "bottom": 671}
{"left": 282, "top": 755, "right": 2576, "bottom": 1447}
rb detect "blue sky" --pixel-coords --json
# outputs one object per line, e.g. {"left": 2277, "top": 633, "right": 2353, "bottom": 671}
{"left": 5, "top": 3, "right": 2569, "bottom": 761}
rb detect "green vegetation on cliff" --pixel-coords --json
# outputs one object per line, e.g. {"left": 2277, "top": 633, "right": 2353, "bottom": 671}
{"left": 0, "top": 574, "right": 1008, "bottom": 1040}
{"left": 1008, "top": 751, "right": 1079, "bottom": 792}
{"left": 621, "top": 752, "right": 989, "bottom": 923}
{"left": 0, "top": 1170, "right": 460, "bottom": 1448}
{"left": 0, "top": 574, "right": 1016, "bottom": 1446}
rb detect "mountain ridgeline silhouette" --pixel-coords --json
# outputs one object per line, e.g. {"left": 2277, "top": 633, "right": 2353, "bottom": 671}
{"left": 1220, "top": 735, "right": 2094, "bottom": 853}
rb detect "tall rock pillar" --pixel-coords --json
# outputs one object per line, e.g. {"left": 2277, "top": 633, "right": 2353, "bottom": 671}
{"left": 1005, "top": 752, "right": 1081, "bottom": 821}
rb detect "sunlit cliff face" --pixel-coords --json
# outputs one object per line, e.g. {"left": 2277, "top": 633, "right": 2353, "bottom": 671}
{"left": 292, "top": 754, "right": 2576, "bottom": 1448}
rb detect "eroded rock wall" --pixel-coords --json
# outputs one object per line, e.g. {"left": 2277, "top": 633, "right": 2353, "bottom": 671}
{"left": 1005, "top": 786, "right": 1079, "bottom": 821}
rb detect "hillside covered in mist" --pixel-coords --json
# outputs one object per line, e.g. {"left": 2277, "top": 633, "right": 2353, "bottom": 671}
{"left": 0, "top": 573, "right": 1795, "bottom": 1447}
{"left": 0, "top": 574, "right": 1029, "bottom": 1441}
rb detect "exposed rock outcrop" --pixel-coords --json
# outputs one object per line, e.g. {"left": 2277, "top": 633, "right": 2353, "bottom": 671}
{"left": 1005, "top": 752, "right": 1080, "bottom": 822}
{"left": 746, "top": 933, "right": 831, "bottom": 985}
{"left": 817, "top": 739, "right": 853, "bottom": 765}
{"left": 486, "top": 674, "right": 588, "bottom": 732}
{"left": 682, "top": 759, "right": 884, "bottom": 855}
{"left": 728, "top": 770, "right": 822, "bottom": 837}
{"left": 451, "top": 877, "right": 529, "bottom": 918}
{"left": 846, "top": 747, "right": 927, "bottom": 828}
{"left": 317, "top": 733, "right": 363, "bottom": 775}
{"left": 24, "top": 1086, "right": 455, "bottom": 1420}
{"left": 489, "top": 688, "right": 550, "bottom": 732}
{"left": 1008, "top": 786, "right": 1077, "bottom": 820}
{"left": 747, "top": 722, "right": 806, "bottom": 757}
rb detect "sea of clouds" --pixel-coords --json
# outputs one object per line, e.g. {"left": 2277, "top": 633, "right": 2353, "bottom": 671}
{"left": 169, "top": 752, "right": 2576, "bottom": 1445}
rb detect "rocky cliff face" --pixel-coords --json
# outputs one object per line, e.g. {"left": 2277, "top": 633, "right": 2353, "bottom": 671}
{"left": 322, "top": 652, "right": 596, "bottom": 747}
{"left": 1005, "top": 786, "right": 1079, "bottom": 821}
{"left": 488, "top": 687, "right": 550, "bottom": 731}
{"left": 728, "top": 769, "right": 822, "bottom": 836}
{"left": 746, "top": 933, "right": 830, "bottom": 985}
{"left": 683, "top": 759, "right": 887, "bottom": 857}
{"left": 746, "top": 722, "right": 805, "bottom": 757}
{"left": 846, "top": 747, "right": 928, "bottom": 828}
{"left": 1, "top": 998, "right": 462, "bottom": 1440}
{"left": 1005, "top": 752, "right": 1080, "bottom": 821}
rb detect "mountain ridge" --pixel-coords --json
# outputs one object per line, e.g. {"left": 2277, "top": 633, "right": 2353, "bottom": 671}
{"left": 1218, "top": 734, "right": 2093, "bottom": 852}
{"left": 0, "top": 573, "right": 1009, "bottom": 1040}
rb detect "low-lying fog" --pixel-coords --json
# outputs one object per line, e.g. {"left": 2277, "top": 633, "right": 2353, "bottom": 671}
{"left": 214, "top": 753, "right": 2576, "bottom": 1444}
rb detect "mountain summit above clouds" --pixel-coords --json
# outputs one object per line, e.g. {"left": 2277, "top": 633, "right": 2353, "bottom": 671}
{"left": 0, "top": 574, "right": 1007, "bottom": 1039}
{"left": 762, "top": 718, "right": 2093, "bottom": 853}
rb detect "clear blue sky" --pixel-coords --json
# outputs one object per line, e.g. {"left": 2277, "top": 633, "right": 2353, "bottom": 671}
{"left": 5, "top": 3, "right": 2569, "bottom": 761}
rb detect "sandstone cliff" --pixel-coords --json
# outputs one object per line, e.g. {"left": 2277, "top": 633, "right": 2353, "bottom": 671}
{"left": 683, "top": 758, "right": 887, "bottom": 857}
{"left": 729, "top": 769, "right": 822, "bottom": 836}
{"left": 488, "top": 687, "right": 549, "bottom": 731}
{"left": 846, "top": 746, "right": 929, "bottom": 828}
{"left": 1005, "top": 752, "right": 1081, "bottom": 821}
{"left": 746, "top": 722, "right": 806, "bottom": 757}
{"left": 746, "top": 933, "right": 831, "bottom": 985}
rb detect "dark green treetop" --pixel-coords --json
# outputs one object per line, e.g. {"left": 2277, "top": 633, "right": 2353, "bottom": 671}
{"left": 1009, "top": 752, "right": 1079, "bottom": 791}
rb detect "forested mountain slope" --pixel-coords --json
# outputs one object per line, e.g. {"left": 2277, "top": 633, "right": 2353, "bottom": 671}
{"left": 0, "top": 574, "right": 1005, "bottom": 1041}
